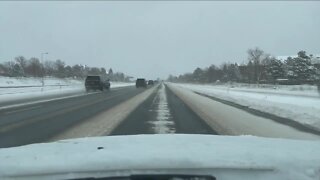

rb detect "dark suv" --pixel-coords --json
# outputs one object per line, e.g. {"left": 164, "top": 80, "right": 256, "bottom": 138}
{"left": 85, "top": 75, "right": 110, "bottom": 92}
{"left": 136, "top": 78, "right": 147, "bottom": 88}
{"left": 148, "top": 80, "right": 154, "bottom": 86}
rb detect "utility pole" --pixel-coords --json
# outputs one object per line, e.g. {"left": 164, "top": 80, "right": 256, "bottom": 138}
{"left": 41, "top": 52, "right": 48, "bottom": 88}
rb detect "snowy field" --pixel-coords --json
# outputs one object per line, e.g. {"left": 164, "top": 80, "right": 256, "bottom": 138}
{"left": 0, "top": 76, "right": 82, "bottom": 87}
{"left": 173, "top": 83, "right": 320, "bottom": 132}
{"left": 0, "top": 76, "right": 134, "bottom": 106}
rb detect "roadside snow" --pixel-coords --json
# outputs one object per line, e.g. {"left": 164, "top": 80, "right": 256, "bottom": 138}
{"left": 1, "top": 135, "right": 320, "bottom": 180}
{"left": 173, "top": 83, "right": 320, "bottom": 132}
{"left": 168, "top": 84, "right": 320, "bottom": 140}
{"left": 208, "top": 83, "right": 319, "bottom": 98}
{"left": 110, "top": 81, "right": 135, "bottom": 89}
{"left": 0, "top": 76, "right": 82, "bottom": 87}
{"left": 0, "top": 76, "right": 134, "bottom": 106}
{"left": 0, "top": 77, "right": 83, "bottom": 97}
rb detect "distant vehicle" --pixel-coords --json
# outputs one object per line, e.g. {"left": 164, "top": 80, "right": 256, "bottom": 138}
{"left": 85, "top": 75, "right": 110, "bottom": 92}
{"left": 148, "top": 80, "right": 154, "bottom": 86}
{"left": 136, "top": 78, "right": 147, "bottom": 88}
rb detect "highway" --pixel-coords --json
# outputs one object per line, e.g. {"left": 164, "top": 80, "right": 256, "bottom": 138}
{"left": 110, "top": 84, "right": 216, "bottom": 135}
{"left": 0, "top": 83, "right": 319, "bottom": 148}
{"left": 0, "top": 84, "right": 217, "bottom": 148}
{"left": 0, "top": 87, "right": 145, "bottom": 148}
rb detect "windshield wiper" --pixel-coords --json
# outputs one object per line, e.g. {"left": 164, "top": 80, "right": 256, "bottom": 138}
{"left": 73, "top": 174, "right": 216, "bottom": 180}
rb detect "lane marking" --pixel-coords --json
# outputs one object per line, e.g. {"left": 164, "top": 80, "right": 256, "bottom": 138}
{"left": 4, "top": 106, "right": 42, "bottom": 115}
{"left": 0, "top": 93, "right": 88, "bottom": 111}
{"left": 0, "top": 92, "right": 128, "bottom": 133}
{"left": 50, "top": 86, "right": 158, "bottom": 141}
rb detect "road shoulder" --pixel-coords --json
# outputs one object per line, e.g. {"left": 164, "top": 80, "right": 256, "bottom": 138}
{"left": 166, "top": 83, "right": 320, "bottom": 140}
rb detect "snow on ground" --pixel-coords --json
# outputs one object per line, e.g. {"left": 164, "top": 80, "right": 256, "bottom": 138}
{"left": 168, "top": 84, "right": 319, "bottom": 139}
{"left": 0, "top": 76, "right": 82, "bottom": 87}
{"left": 109, "top": 81, "right": 135, "bottom": 89}
{"left": 1, "top": 134, "right": 320, "bottom": 180}
{"left": 173, "top": 83, "right": 320, "bottom": 132}
{"left": 149, "top": 84, "right": 175, "bottom": 134}
{"left": 0, "top": 76, "right": 83, "bottom": 96}
{"left": 215, "top": 82, "right": 320, "bottom": 98}
{"left": 0, "top": 76, "right": 134, "bottom": 106}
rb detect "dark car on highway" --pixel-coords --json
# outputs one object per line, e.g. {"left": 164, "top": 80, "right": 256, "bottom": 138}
{"left": 148, "top": 80, "right": 154, "bottom": 86}
{"left": 85, "top": 75, "right": 110, "bottom": 92}
{"left": 136, "top": 78, "right": 147, "bottom": 88}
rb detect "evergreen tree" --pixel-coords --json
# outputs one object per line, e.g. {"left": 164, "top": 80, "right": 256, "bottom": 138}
{"left": 285, "top": 52, "right": 316, "bottom": 83}
{"left": 267, "top": 58, "right": 285, "bottom": 83}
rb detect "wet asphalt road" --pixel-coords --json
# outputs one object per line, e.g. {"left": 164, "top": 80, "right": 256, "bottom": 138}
{"left": 0, "top": 86, "right": 144, "bottom": 148}
{"left": 0, "top": 83, "right": 216, "bottom": 148}
{"left": 110, "top": 84, "right": 217, "bottom": 135}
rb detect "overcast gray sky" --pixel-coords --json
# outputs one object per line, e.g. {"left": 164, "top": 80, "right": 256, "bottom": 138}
{"left": 0, "top": 1, "right": 319, "bottom": 79}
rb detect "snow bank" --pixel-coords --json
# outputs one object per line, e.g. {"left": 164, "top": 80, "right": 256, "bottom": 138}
{"left": 0, "top": 76, "right": 82, "bottom": 87}
{"left": 0, "top": 76, "right": 134, "bottom": 89}
{"left": 168, "top": 83, "right": 320, "bottom": 139}
{"left": 110, "top": 82, "right": 135, "bottom": 88}
{"left": 196, "top": 82, "right": 319, "bottom": 97}
{"left": 0, "top": 77, "right": 84, "bottom": 96}
{"left": 0, "top": 134, "right": 320, "bottom": 180}
{"left": 0, "top": 76, "right": 134, "bottom": 106}
{"left": 173, "top": 83, "right": 320, "bottom": 132}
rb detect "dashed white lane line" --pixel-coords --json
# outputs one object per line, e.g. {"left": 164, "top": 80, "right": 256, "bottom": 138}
{"left": 0, "top": 93, "right": 90, "bottom": 111}
{"left": 0, "top": 86, "right": 130, "bottom": 111}
{"left": 4, "top": 106, "right": 42, "bottom": 114}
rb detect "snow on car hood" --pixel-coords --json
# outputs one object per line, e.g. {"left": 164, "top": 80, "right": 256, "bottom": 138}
{"left": 0, "top": 134, "right": 319, "bottom": 180}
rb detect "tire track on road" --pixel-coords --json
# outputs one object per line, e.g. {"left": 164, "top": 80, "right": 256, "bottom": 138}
{"left": 0, "top": 87, "right": 145, "bottom": 148}
{"left": 110, "top": 83, "right": 216, "bottom": 135}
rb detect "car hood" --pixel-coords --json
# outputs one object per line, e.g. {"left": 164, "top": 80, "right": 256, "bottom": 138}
{"left": 0, "top": 134, "right": 320, "bottom": 180}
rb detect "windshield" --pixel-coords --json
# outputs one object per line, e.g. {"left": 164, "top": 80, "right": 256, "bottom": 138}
{"left": 0, "top": 1, "right": 319, "bottom": 179}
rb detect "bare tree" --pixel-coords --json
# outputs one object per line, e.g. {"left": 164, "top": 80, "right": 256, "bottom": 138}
{"left": 72, "top": 64, "right": 84, "bottom": 78}
{"left": 15, "top": 56, "right": 27, "bottom": 75}
{"left": 89, "top": 67, "right": 101, "bottom": 75}
{"left": 54, "top": 59, "right": 65, "bottom": 78}
{"left": 100, "top": 68, "right": 107, "bottom": 75}
{"left": 247, "top": 47, "right": 265, "bottom": 83}
{"left": 3, "top": 61, "right": 15, "bottom": 76}
{"left": 44, "top": 60, "right": 55, "bottom": 76}
{"left": 26, "top": 57, "right": 42, "bottom": 77}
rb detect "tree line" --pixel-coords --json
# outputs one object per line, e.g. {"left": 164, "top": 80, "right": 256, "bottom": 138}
{"left": 168, "top": 48, "right": 320, "bottom": 85}
{"left": 0, "top": 56, "right": 131, "bottom": 82}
